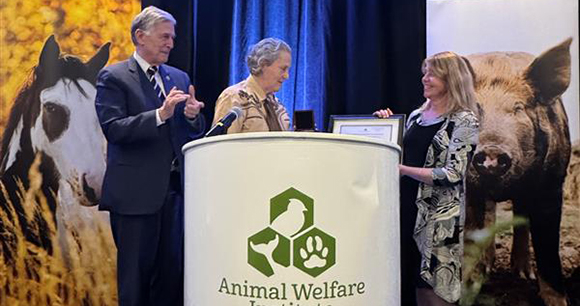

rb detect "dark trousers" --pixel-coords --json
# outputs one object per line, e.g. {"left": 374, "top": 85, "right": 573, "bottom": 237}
{"left": 401, "top": 197, "right": 421, "bottom": 306}
{"left": 110, "top": 190, "right": 184, "bottom": 306}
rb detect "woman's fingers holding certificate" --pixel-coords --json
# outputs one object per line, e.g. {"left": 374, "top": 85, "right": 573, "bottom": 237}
{"left": 373, "top": 108, "right": 394, "bottom": 118}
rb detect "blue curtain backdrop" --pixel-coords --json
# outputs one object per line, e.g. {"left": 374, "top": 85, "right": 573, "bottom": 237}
{"left": 228, "top": 0, "right": 326, "bottom": 128}
{"left": 142, "top": 0, "right": 426, "bottom": 131}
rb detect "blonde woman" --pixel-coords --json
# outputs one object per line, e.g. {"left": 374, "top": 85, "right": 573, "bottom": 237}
{"left": 375, "top": 52, "right": 479, "bottom": 305}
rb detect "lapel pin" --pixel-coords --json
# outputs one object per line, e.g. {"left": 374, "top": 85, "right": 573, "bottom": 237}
{"left": 166, "top": 75, "right": 170, "bottom": 81}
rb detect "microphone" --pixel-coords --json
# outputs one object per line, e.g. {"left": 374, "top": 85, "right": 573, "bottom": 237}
{"left": 205, "top": 106, "right": 243, "bottom": 137}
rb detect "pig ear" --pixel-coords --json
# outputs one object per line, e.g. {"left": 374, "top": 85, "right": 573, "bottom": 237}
{"left": 524, "top": 38, "right": 572, "bottom": 105}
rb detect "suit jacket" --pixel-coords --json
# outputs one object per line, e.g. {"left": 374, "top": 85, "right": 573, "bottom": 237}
{"left": 95, "top": 56, "right": 205, "bottom": 215}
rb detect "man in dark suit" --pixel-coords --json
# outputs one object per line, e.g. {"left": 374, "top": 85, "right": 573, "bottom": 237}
{"left": 95, "top": 6, "right": 205, "bottom": 306}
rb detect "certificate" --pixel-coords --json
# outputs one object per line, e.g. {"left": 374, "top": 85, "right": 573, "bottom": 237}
{"left": 328, "top": 115, "right": 405, "bottom": 148}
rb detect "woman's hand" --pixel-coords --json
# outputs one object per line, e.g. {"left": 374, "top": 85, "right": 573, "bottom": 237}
{"left": 399, "top": 164, "right": 434, "bottom": 185}
{"left": 373, "top": 108, "right": 394, "bottom": 118}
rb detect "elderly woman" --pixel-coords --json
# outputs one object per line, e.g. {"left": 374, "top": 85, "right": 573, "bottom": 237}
{"left": 213, "top": 38, "right": 291, "bottom": 133}
{"left": 375, "top": 52, "right": 479, "bottom": 305}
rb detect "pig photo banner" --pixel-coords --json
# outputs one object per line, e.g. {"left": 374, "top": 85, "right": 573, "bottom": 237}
{"left": 427, "top": 0, "right": 579, "bottom": 305}
{"left": 427, "top": 0, "right": 579, "bottom": 142}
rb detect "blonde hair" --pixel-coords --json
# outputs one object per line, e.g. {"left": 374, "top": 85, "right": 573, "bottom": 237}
{"left": 421, "top": 51, "right": 479, "bottom": 117}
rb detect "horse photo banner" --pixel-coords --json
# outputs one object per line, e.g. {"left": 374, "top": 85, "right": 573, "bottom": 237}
{"left": 0, "top": 0, "right": 139, "bottom": 304}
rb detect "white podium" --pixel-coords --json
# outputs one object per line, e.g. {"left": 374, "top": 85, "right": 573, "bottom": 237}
{"left": 182, "top": 132, "right": 401, "bottom": 306}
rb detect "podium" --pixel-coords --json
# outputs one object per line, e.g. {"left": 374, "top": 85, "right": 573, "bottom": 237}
{"left": 182, "top": 132, "right": 401, "bottom": 306}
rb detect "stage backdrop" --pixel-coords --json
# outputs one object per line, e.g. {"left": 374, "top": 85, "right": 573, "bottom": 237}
{"left": 145, "top": 0, "right": 428, "bottom": 131}
{"left": 427, "top": 0, "right": 579, "bottom": 142}
{"left": 427, "top": 0, "right": 579, "bottom": 305}
{"left": 228, "top": 0, "right": 326, "bottom": 129}
{"left": 0, "top": 0, "right": 139, "bottom": 304}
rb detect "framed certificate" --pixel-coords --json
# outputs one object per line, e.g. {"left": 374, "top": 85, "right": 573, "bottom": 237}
{"left": 328, "top": 114, "right": 406, "bottom": 148}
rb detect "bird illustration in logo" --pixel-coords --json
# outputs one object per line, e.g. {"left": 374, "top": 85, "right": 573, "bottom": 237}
{"left": 271, "top": 198, "right": 308, "bottom": 238}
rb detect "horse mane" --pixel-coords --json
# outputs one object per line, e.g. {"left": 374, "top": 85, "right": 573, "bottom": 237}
{"left": 0, "top": 69, "right": 40, "bottom": 173}
{"left": 0, "top": 53, "right": 96, "bottom": 173}
{"left": 38, "top": 54, "right": 97, "bottom": 97}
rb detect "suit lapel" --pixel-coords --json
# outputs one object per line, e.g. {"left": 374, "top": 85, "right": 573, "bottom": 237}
{"left": 159, "top": 65, "right": 176, "bottom": 94}
{"left": 129, "top": 56, "right": 162, "bottom": 108}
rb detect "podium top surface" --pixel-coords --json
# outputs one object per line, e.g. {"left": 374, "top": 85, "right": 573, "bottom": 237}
{"left": 182, "top": 131, "right": 401, "bottom": 154}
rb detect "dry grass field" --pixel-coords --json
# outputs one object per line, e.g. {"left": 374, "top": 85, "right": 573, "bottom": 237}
{"left": 0, "top": 156, "right": 117, "bottom": 305}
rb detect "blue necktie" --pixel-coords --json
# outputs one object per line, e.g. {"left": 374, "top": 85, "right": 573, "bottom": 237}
{"left": 147, "top": 66, "right": 165, "bottom": 102}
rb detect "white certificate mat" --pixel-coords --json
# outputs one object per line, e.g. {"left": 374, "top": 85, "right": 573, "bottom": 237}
{"left": 329, "top": 115, "right": 405, "bottom": 148}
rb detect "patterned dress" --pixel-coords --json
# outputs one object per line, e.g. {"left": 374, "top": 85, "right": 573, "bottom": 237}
{"left": 408, "top": 108, "right": 479, "bottom": 303}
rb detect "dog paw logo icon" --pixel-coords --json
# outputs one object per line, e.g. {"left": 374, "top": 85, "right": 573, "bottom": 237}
{"left": 248, "top": 187, "right": 336, "bottom": 277}
{"left": 294, "top": 228, "right": 336, "bottom": 277}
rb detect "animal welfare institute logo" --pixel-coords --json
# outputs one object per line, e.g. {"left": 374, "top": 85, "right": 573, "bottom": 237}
{"left": 248, "top": 188, "right": 336, "bottom": 277}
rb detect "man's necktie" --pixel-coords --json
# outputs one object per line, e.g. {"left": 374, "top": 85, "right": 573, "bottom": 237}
{"left": 147, "top": 66, "right": 165, "bottom": 102}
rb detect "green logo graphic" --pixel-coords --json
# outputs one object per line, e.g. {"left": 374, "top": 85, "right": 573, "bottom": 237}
{"left": 248, "top": 188, "right": 336, "bottom": 277}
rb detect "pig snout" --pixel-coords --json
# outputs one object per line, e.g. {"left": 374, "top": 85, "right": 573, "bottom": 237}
{"left": 472, "top": 145, "right": 512, "bottom": 177}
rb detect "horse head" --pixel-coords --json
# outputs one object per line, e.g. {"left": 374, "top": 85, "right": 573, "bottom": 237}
{"left": 1, "top": 35, "right": 110, "bottom": 208}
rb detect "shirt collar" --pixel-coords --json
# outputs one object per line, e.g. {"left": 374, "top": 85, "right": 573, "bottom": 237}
{"left": 133, "top": 51, "right": 155, "bottom": 75}
{"left": 246, "top": 75, "right": 268, "bottom": 103}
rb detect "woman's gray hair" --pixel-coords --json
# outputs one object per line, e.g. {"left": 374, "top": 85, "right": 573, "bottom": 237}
{"left": 131, "top": 6, "right": 176, "bottom": 45}
{"left": 247, "top": 38, "right": 291, "bottom": 76}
